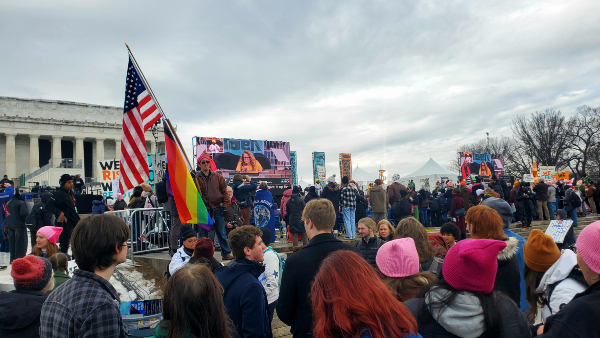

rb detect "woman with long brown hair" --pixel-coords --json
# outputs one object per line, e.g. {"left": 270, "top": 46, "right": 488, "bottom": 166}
{"left": 236, "top": 150, "right": 263, "bottom": 173}
{"left": 311, "top": 250, "right": 421, "bottom": 338}
{"left": 394, "top": 217, "right": 442, "bottom": 278}
{"left": 31, "top": 226, "right": 61, "bottom": 258}
{"left": 152, "top": 264, "right": 233, "bottom": 338}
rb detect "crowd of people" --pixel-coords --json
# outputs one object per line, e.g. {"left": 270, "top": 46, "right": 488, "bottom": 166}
{"left": 1, "top": 164, "right": 599, "bottom": 337}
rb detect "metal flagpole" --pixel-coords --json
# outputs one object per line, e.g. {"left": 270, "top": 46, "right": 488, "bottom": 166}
{"left": 124, "top": 44, "right": 195, "bottom": 172}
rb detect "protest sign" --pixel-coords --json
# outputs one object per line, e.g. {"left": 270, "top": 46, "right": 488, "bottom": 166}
{"left": 522, "top": 174, "right": 534, "bottom": 182}
{"left": 539, "top": 166, "right": 555, "bottom": 181}
{"left": 97, "top": 160, "right": 131, "bottom": 202}
{"left": 545, "top": 220, "right": 573, "bottom": 244}
{"left": 552, "top": 171, "right": 569, "bottom": 181}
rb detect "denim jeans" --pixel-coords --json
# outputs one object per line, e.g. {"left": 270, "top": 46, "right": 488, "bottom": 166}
{"left": 548, "top": 202, "right": 557, "bottom": 220}
{"left": 420, "top": 208, "right": 429, "bottom": 226}
{"left": 568, "top": 207, "right": 578, "bottom": 226}
{"left": 342, "top": 207, "right": 356, "bottom": 239}
{"left": 198, "top": 208, "right": 231, "bottom": 256}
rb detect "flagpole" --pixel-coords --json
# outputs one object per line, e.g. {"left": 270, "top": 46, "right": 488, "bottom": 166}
{"left": 125, "top": 44, "right": 195, "bottom": 172}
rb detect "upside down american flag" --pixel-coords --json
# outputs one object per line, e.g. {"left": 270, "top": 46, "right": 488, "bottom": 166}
{"left": 118, "top": 56, "right": 161, "bottom": 193}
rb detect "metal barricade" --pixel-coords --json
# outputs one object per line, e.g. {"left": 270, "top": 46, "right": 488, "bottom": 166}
{"left": 106, "top": 208, "right": 171, "bottom": 265}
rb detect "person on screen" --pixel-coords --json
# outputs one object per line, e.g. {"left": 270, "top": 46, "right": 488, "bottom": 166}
{"left": 208, "top": 139, "right": 220, "bottom": 153}
{"left": 461, "top": 156, "right": 471, "bottom": 179}
{"left": 479, "top": 161, "right": 492, "bottom": 177}
{"left": 236, "top": 150, "right": 263, "bottom": 173}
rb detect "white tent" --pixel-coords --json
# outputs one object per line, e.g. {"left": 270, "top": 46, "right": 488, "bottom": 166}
{"left": 401, "top": 158, "right": 459, "bottom": 191}
{"left": 298, "top": 178, "right": 310, "bottom": 188}
{"left": 352, "top": 165, "right": 377, "bottom": 190}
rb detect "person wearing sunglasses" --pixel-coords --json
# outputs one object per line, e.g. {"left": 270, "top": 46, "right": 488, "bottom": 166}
{"left": 196, "top": 157, "right": 234, "bottom": 260}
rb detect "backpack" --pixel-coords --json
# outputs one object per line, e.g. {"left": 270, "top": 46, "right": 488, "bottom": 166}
{"left": 155, "top": 180, "right": 168, "bottom": 204}
{"left": 129, "top": 197, "right": 146, "bottom": 209}
{"left": 392, "top": 199, "right": 411, "bottom": 217}
{"left": 546, "top": 266, "right": 588, "bottom": 314}
{"left": 570, "top": 193, "right": 582, "bottom": 208}
{"left": 264, "top": 246, "right": 285, "bottom": 288}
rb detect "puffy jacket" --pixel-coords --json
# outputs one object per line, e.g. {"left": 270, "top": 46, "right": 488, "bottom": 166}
{"left": 443, "top": 190, "right": 453, "bottom": 212}
{"left": 91, "top": 200, "right": 105, "bottom": 214}
{"left": 321, "top": 183, "right": 341, "bottom": 216}
{"left": 286, "top": 194, "right": 306, "bottom": 234}
{"left": 280, "top": 189, "right": 292, "bottom": 218}
{"left": 232, "top": 180, "right": 258, "bottom": 209}
{"left": 196, "top": 170, "right": 230, "bottom": 209}
{"left": 536, "top": 249, "right": 587, "bottom": 322}
{"left": 168, "top": 246, "right": 192, "bottom": 276}
{"left": 437, "top": 194, "right": 447, "bottom": 213}
{"left": 503, "top": 228, "right": 528, "bottom": 311}
{"left": 534, "top": 182, "right": 549, "bottom": 201}
{"left": 6, "top": 197, "right": 28, "bottom": 229}
{"left": 215, "top": 258, "right": 273, "bottom": 338}
{"left": 354, "top": 236, "right": 385, "bottom": 268}
{"left": 404, "top": 288, "right": 530, "bottom": 338}
{"left": 0, "top": 290, "right": 47, "bottom": 338}
{"left": 429, "top": 198, "right": 441, "bottom": 212}
{"left": 369, "top": 185, "right": 388, "bottom": 213}
{"left": 547, "top": 185, "right": 556, "bottom": 203}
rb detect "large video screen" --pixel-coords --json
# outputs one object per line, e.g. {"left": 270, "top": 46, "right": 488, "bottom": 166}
{"left": 459, "top": 152, "right": 505, "bottom": 183}
{"left": 195, "top": 137, "right": 292, "bottom": 179}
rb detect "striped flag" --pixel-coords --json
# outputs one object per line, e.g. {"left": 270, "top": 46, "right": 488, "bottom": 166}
{"left": 164, "top": 120, "right": 213, "bottom": 227}
{"left": 119, "top": 57, "right": 162, "bottom": 193}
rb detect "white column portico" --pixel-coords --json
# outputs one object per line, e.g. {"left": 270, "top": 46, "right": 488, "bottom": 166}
{"left": 96, "top": 138, "right": 105, "bottom": 178}
{"left": 115, "top": 139, "right": 121, "bottom": 160}
{"left": 5, "top": 133, "right": 16, "bottom": 179}
{"left": 29, "top": 134, "right": 40, "bottom": 173}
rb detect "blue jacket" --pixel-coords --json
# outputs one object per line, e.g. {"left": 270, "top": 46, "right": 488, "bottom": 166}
{"left": 504, "top": 228, "right": 528, "bottom": 312}
{"left": 232, "top": 180, "right": 258, "bottom": 207}
{"left": 215, "top": 258, "right": 273, "bottom": 338}
{"left": 91, "top": 200, "right": 106, "bottom": 214}
{"left": 254, "top": 189, "right": 276, "bottom": 243}
{"left": 0, "top": 186, "right": 15, "bottom": 228}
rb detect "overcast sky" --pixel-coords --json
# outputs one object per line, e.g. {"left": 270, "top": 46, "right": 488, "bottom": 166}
{"left": 2, "top": 0, "right": 599, "bottom": 183}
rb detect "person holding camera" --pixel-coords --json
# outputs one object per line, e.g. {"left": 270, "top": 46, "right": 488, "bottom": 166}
{"left": 225, "top": 186, "right": 245, "bottom": 237}
{"left": 231, "top": 174, "right": 258, "bottom": 225}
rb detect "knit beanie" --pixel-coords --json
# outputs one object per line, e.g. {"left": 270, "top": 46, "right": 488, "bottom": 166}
{"left": 376, "top": 238, "right": 420, "bottom": 278}
{"left": 576, "top": 221, "right": 600, "bottom": 274}
{"left": 555, "top": 209, "right": 567, "bottom": 220}
{"left": 482, "top": 198, "right": 513, "bottom": 229}
{"left": 442, "top": 239, "right": 507, "bottom": 294}
{"left": 37, "top": 226, "right": 63, "bottom": 245}
{"left": 400, "top": 190, "right": 408, "bottom": 197}
{"left": 392, "top": 174, "right": 401, "bottom": 183}
{"left": 327, "top": 175, "right": 336, "bottom": 183}
{"left": 292, "top": 186, "right": 301, "bottom": 194}
{"left": 60, "top": 174, "right": 74, "bottom": 185}
{"left": 259, "top": 227, "right": 271, "bottom": 247}
{"left": 11, "top": 255, "right": 53, "bottom": 291}
{"left": 179, "top": 225, "right": 196, "bottom": 243}
{"left": 193, "top": 238, "right": 215, "bottom": 260}
{"left": 524, "top": 229, "right": 561, "bottom": 272}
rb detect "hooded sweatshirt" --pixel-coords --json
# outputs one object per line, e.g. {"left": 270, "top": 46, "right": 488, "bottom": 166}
{"left": 0, "top": 290, "right": 47, "bottom": 337}
{"left": 536, "top": 249, "right": 587, "bottom": 322}
{"left": 215, "top": 258, "right": 273, "bottom": 338}
{"left": 280, "top": 188, "right": 293, "bottom": 218}
{"left": 91, "top": 200, "right": 106, "bottom": 214}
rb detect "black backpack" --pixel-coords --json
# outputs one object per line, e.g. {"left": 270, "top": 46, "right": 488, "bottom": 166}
{"left": 546, "top": 266, "right": 587, "bottom": 314}
{"left": 392, "top": 198, "right": 411, "bottom": 217}
{"left": 129, "top": 197, "right": 146, "bottom": 209}
{"left": 570, "top": 193, "right": 582, "bottom": 208}
{"left": 155, "top": 180, "right": 168, "bottom": 204}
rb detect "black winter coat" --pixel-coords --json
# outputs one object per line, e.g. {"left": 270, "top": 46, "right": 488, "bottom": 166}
{"left": 538, "top": 281, "right": 600, "bottom": 338}
{"left": 286, "top": 194, "right": 306, "bottom": 234}
{"left": 113, "top": 200, "right": 127, "bottom": 211}
{"left": 495, "top": 237, "right": 522, "bottom": 306}
{"left": 489, "top": 182, "right": 504, "bottom": 199}
{"left": 0, "top": 290, "right": 47, "bottom": 338}
{"left": 277, "top": 233, "right": 360, "bottom": 338}
{"left": 6, "top": 197, "right": 28, "bottom": 229}
{"left": 533, "top": 182, "right": 549, "bottom": 201}
{"left": 500, "top": 180, "right": 511, "bottom": 201}
{"left": 355, "top": 193, "right": 368, "bottom": 222}
{"left": 444, "top": 191, "right": 453, "bottom": 212}
{"left": 45, "top": 187, "right": 80, "bottom": 227}
{"left": 515, "top": 187, "right": 534, "bottom": 209}
{"left": 437, "top": 195, "right": 447, "bottom": 213}
{"left": 354, "top": 236, "right": 385, "bottom": 268}
{"left": 391, "top": 197, "right": 412, "bottom": 222}
{"left": 404, "top": 291, "right": 530, "bottom": 338}
{"left": 471, "top": 183, "right": 484, "bottom": 202}
{"left": 321, "top": 183, "right": 340, "bottom": 217}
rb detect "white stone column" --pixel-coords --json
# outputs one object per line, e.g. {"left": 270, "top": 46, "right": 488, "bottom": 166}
{"left": 150, "top": 140, "right": 156, "bottom": 155}
{"left": 115, "top": 139, "right": 121, "bottom": 160}
{"left": 52, "top": 135, "right": 62, "bottom": 168}
{"left": 29, "top": 134, "right": 40, "bottom": 174}
{"left": 75, "top": 137, "right": 85, "bottom": 169}
{"left": 96, "top": 138, "right": 105, "bottom": 178}
{"left": 5, "top": 133, "right": 16, "bottom": 179}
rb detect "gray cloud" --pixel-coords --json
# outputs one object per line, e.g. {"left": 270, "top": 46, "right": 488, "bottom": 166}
{"left": 1, "top": 0, "right": 599, "bottom": 184}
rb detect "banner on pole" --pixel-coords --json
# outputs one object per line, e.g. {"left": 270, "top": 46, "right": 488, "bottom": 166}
{"left": 522, "top": 174, "right": 535, "bottom": 183}
{"left": 313, "top": 152, "right": 326, "bottom": 184}
{"left": 339, "top": 153, "right": 352, "bottom": 180}
{"left": 290, "top": 151, "right": 298, "bottom": 187}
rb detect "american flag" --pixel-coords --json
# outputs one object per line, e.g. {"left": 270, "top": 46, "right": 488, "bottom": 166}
{"left": 119, "top": 57, "right": 161, "bottom": 193}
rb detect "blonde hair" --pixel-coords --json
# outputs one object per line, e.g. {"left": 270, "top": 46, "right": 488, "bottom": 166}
{"left": 302, "top": 199, "right": 336, "bottom": 231}
{"left": 41, "top": 275, "right": 55, "bottom": 294}
{"left": 358, "top": 217, "right": 377, "bottom": 230}
{"left": 378, "top": 220, "right": 394, "bottom": 234}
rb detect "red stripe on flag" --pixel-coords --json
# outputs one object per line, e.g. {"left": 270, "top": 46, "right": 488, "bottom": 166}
{"left": 165, "top": 130, "right": 192, "bottom": 222}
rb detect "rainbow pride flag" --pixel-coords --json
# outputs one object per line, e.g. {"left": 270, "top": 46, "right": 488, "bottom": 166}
{"left": 164, "top": 122, "right": 213, "bottom": 228}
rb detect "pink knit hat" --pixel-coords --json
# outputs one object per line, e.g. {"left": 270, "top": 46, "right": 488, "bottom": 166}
{"left": 376, "top": 238, "right": 420, "bottom": 278}
{"left": 37, "top": 226, "right": 63, "bottom": 245}
{"left": 576, "top": 221, "right": 600, "bottom": 274}
{"left": 442, "top": 239, "right": 507, "bottom": 294}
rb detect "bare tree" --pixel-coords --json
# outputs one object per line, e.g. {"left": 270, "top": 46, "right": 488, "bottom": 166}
{"left": 511, "top": 109, "right": 573, "bottom": 169}
{"left": 565, "top": 106, "right": 600, "bottom": 178}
